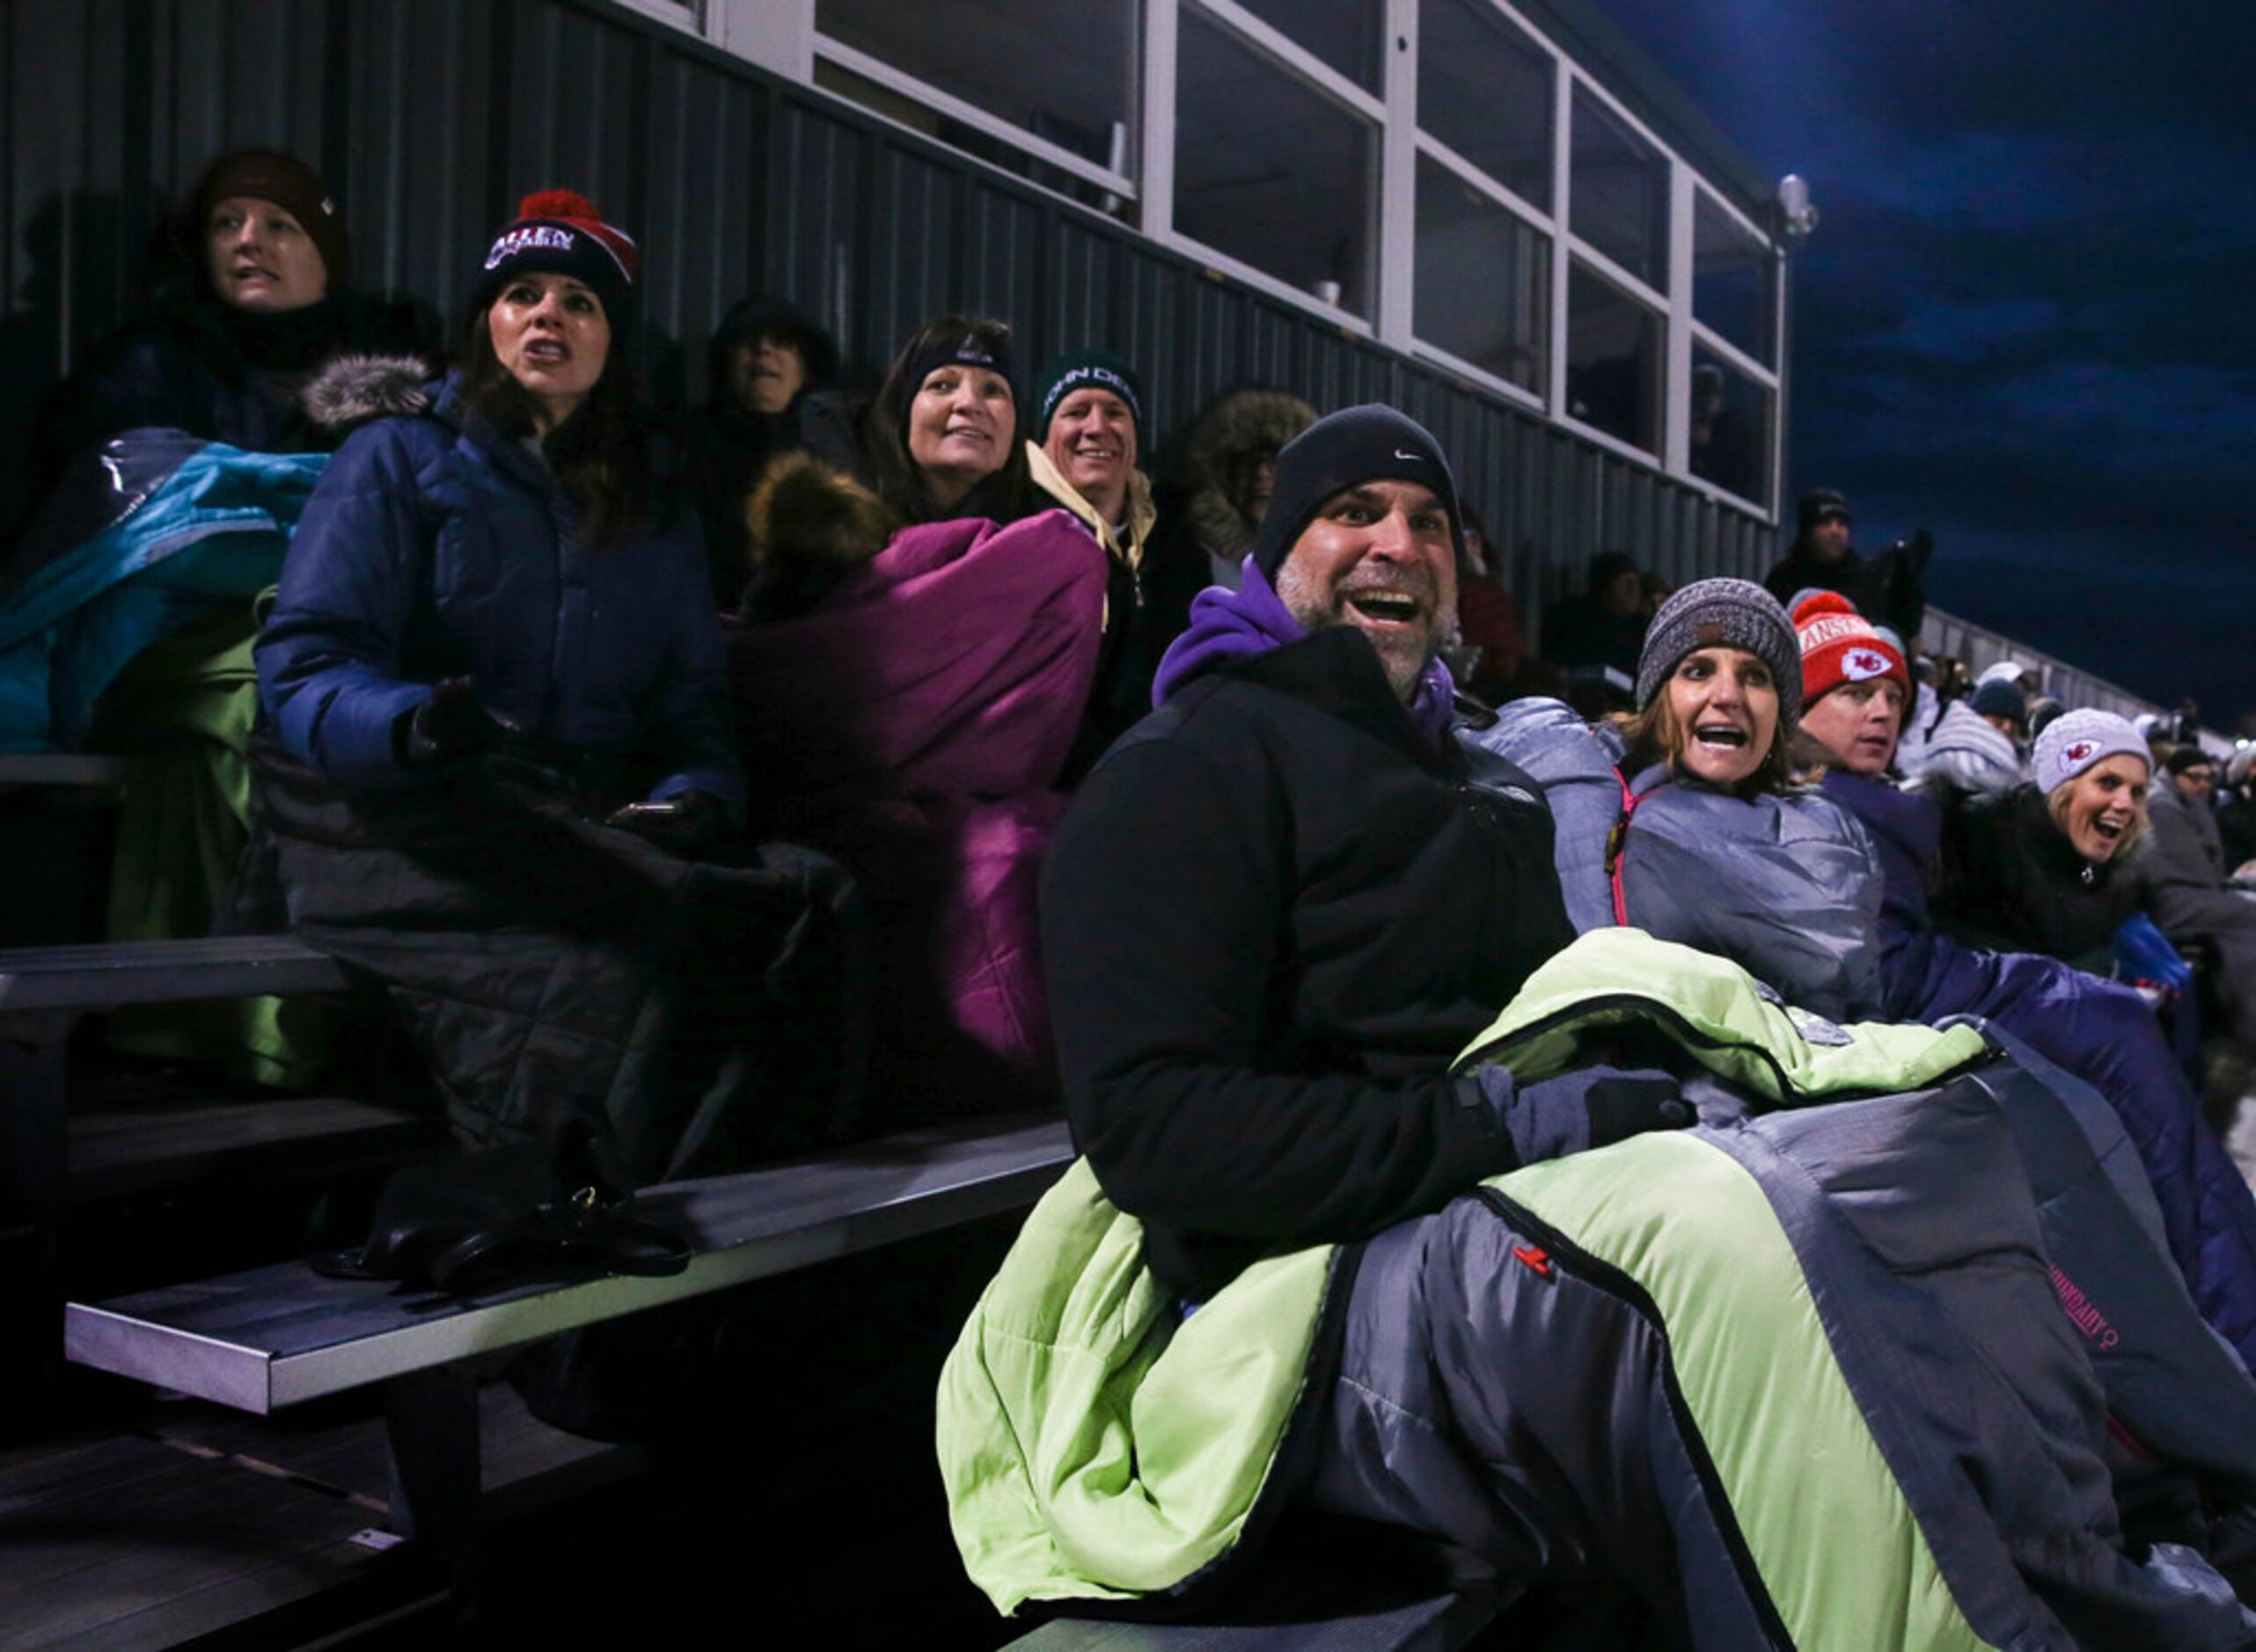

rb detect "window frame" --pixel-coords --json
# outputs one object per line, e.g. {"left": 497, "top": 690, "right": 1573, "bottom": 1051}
{"left": 1406, "top": 145, "right": 1551, "bottom": 412}
{"left": 707, "top": 0, "right": 1790, "bottom": 523}
{"left": 1154, "top": 0, "right": 1389, "bottom": 328}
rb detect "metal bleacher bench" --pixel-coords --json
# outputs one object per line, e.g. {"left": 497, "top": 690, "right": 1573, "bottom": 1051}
{"left": 66, "top": 1107, "right": 1073, "bottom": 1585}
{"left": 16, "top": 935, "right": 1494, "bottom": 1646}
{"left": 0, "top": 937, "right": 365, "bottom": 1402}
{"left": 1, "top": 932, "right": 1073, "bottom": 1573}
{"left": 0, "top": 751, "right": 135, "bottom": 788}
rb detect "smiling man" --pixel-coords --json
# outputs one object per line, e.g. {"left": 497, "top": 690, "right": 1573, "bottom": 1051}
{"left": 1024, "top": 349, "right": 1205, "bottom": 777}
{"left": 1045, "top": 403, "right": 1629, "bottom": 1296}
{"left": 997, "top": 406, "right": 2253, "bottom": 1641}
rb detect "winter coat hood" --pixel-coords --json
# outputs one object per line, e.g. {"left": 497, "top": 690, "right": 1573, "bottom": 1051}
{"left": 704, "top": 295, "right": 840, "bottom": 411}
{"left": 1182, "top": 388, "right": 1317, "bottom": 560}
{"left": 1024, "top": 438, "right": 1156, "bottom": 569}
{"left": 302, "top": 353, "right": 434, "bottom": 435}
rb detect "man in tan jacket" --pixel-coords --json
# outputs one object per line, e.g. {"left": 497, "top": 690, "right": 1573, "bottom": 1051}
{"left": 1024, "top": 349, "right": 1190, "bottom": 778}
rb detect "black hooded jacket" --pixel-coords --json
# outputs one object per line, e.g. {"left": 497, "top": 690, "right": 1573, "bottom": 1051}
{"left": 1762, "top": 532, "right": 1930, "bottom": 643}
{"left": 1041, "top": 626, "right": 1574, "bottom": 1297}
{"left": 687, "top": 296, "right": 865, "bottom": 607}
{"left": 26, "top": 280, "right": 433, "bottom": 506}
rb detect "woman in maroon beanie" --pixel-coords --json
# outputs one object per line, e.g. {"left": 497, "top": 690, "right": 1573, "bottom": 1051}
{"left": 31, "top": 147, "right": 435, "bottom": 492}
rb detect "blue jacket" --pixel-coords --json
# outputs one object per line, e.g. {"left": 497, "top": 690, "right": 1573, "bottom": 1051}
{"left": 1824, "top": 767, "right": 2256, "bottom": 1369}
{"left": 256, "top": 374, "right": 743, "bottom": 809}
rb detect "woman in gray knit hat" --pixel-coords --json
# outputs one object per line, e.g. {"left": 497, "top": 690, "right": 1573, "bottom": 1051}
{"left": 1616, "top": 576, "right": 1805, "bottom": 798}
{"left": 1471, "top": 575, "right": 1879, "bottom": 1019}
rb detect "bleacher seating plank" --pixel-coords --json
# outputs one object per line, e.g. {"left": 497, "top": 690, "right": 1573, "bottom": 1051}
{"left": 67, "top": 1112, "right": 1073, "bottom": 1414}
{"left": 0, "top": 1427, "right": 395, "bottom": 1648}
{"left": 0, "top": 1383, "right": 634, "bottom": 1648}
{"left": 68, "top": 1093, "right": 438, "bottom": 1198}
{"left": 0, "top": 936, "right": 352, "bottom": 1013}
{"left": 0, "top": 752, "right": 133, "bottom": 787}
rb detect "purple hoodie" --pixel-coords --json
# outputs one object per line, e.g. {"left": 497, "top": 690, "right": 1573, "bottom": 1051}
{"left": 1153, "top": 558, "right": 1458, "bottom": 746}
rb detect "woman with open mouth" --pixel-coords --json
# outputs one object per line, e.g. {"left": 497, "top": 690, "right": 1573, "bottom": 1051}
{"left": 250, "top": 189, "right": 861, "bottom": 1187}
{"left": 1468, "top": 577, "right": 1890, "bottom": 1025}
{"left": 1931, "top": 708, "right": 2153, "bottom": 974}
{"left": 1476, "top": 587, "right": 2256, "bottom": 1377}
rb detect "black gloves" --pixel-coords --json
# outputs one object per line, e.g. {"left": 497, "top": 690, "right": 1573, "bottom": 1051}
{"left": 604, "top": 790, "right": 731, "bottom": 856}
{"left": 1471, "top": 1064, "right": 1695, "bottom": 1167}
{"left": 1578, "top": 1070, "right": 1696, "bottom": 1147}
{"left": 398, "top": 676, "right": 513, "bottom": 770}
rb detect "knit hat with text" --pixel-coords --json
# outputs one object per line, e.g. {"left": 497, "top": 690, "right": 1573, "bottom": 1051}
{"left": 1791, "top": 590, "right": 1908, "bottom": 706}
{"left": 471, "top": 189, "right": 639, "bottom": 332}
{"left": 1032, "top": 349, "right": 1145, "bottom": 443}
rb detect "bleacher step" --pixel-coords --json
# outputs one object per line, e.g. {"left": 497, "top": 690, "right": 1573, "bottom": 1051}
{"left": 69, "top": 1093, "right": 440, "bottom": 1200}
{"left": 0, "top": 1382, "right": 623, "bottom": 1649}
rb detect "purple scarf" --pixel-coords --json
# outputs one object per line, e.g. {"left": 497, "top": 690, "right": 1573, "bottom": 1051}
{"left": 1153, "top": 558, "right": 1458, "bottom": 746}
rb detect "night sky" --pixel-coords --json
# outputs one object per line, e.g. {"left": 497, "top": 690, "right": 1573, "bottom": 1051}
{"left": 1585, "top": 0, "right": 2256, "bottom": 726}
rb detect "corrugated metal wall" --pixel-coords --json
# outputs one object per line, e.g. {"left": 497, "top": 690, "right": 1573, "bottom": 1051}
{"left": 0, "top": 0, "right": 1776, "bottom": 626}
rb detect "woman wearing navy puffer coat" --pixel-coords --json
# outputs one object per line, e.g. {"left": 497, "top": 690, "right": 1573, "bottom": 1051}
{"left": 1791, "top": 596, "right": 2256, "bottom": 1371}
{"left": 251, "top": 192, "right": 860, "bottom": 1184}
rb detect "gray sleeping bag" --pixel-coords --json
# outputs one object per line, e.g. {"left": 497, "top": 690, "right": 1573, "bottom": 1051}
{"left": 1465, "top": 698, "right": 1887, "bottom": 1020}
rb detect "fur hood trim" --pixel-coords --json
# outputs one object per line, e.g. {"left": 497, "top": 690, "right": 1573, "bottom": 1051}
{"left": 746, "top": 450, "right": 896, "bottom": 569}
{"left": 1185, "top": 389, "right": 1318, "bottom": 486}
{"left": 304, "top": 353, "right": 433, "bottom": 433}
{"left": 1183, "top": 388, "right": 1316, "bottom": 559}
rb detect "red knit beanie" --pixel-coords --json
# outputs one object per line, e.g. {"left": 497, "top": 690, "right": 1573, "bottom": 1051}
{"left": 1792, "top": 590, "right": 1908, "bottom": 705}
{"left": 472, "top": 189, "right": 639, "bottom": 330}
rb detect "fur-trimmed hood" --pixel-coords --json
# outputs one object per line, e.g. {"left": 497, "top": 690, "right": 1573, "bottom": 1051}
{"left": 1182, "top": 388, "right": 1316, "bottom": 559}
{"left": 739, "top": 450, "right": 898, "bottom": 621}
{"left": 303, "top": 353, "right": 435, "bottom": 435}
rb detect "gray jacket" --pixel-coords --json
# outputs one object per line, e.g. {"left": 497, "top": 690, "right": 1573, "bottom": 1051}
{"left": 1469, "top": 698, "right": 1887, "bottom": 1021}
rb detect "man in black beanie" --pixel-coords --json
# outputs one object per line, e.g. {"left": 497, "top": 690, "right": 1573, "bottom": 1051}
{"left": 1762, "top": 486, "right": 1932, "bottom": 645}
{"left": 1045, "top": 400, "right": 1684, "bottom": 1297}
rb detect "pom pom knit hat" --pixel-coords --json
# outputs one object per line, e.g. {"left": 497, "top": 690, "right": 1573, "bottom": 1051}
{"left": 471, "top": 189, "right": 639, "bottom": 332}
{"left": 1791, "top": 589, "right": 1909, "bottom": 707}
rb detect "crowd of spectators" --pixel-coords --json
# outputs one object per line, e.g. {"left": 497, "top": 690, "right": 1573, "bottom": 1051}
{"left": 12, "top": 151, "right": 2256, "bottom": 1638}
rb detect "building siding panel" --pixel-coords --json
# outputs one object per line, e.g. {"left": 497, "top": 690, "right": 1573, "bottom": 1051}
{"left": 1, "top": 0, "right": 1776, "bottom": 613}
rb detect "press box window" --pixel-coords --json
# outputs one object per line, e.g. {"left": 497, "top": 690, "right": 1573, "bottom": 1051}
{"left": 1570, "top": 86, "right": 1667, "bottom": 290}
{"left": 1175, "top": 8, "right": 1379, "bottom": 317}
{"left": 1565, "top": 261, "right": 1661, "bottom": 454}
{"left": 1688, "top": 348, "right": 1772, "bottom": 508}
{"left": 1695, "top": 191, "right": 1776, "bottom": 369}
{"left": 1229, "top": 0, "right": 1387, "bottom": 95}
{"left": 1415, "top": 155, "right": 1549, "bottom": 396}
{"left": 815, "top": 0, "right": 1137, "bottom": 180}
{"left": 1417, "top": 0, "right": 1555, "bottom": 213}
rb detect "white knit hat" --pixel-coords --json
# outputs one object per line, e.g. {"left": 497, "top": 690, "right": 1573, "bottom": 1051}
{"left": 2032, "top": 708, "right": 2149, "bottom": 793}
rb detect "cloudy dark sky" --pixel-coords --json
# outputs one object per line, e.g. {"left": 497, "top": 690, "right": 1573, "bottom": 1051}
{"left": 1586, "top": 0, "right": 2256, "bottom": 723}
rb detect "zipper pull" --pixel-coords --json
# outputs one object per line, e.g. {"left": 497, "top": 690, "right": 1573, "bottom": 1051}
{"left": 1512, "top": 1245, "right": 1552, "bottom": 1276}
{"left": 1604, "top": 815, "right": 1630, "bottom": 874}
